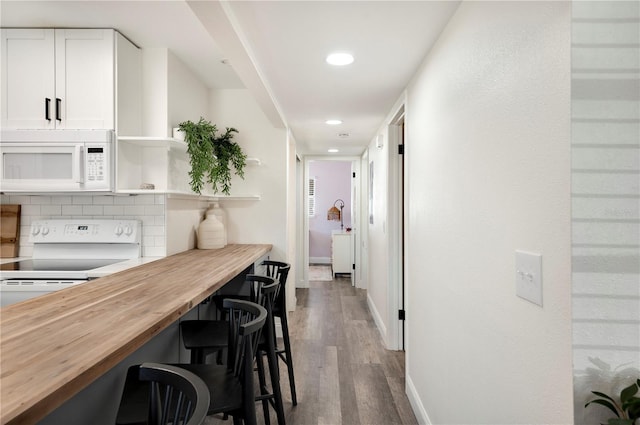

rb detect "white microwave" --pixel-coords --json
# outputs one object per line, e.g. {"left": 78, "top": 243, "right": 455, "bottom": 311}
{"left": 0, "top": 130, "right": 114, "bottom": 192}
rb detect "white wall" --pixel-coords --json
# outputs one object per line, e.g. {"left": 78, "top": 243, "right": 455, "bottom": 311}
{"left": 401, "top": 2, "right": 573, "bottom": 423}
{"left": 167, "top": 50, "right": 210, "bottom": 132}
{"left": 208, "top": 89, "right": 288, "bottom": 260}
{"left": 141, "top": 49, "right": 168, "bottom": 137}
{"left": 141, "top": 48, "right": 209, "bottom": 137}
{"left": 365, "top": 129, "right": 391, "bottom": 342}
{"left": 571, "top": 2, "right": 640, "bottom": 423}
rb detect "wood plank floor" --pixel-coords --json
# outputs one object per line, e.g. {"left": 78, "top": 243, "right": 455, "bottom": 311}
{"left": 205, "top": 273, "right": 418, "bottom": 425}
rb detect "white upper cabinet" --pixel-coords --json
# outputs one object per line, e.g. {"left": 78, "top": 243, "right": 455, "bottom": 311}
{"left": 1, "top": 29, "right": 56, "bottom": 129}
{"left": 54, "top": 29, "right": 114, "bottom": 129}
{"left": 1, "top": 28, "right": 117, "bottom": 130}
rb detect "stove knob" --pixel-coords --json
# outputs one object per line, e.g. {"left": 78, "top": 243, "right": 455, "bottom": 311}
{"left": 124, "top": 225, "right": 133, "bottom": 236}
{"left": 114, "top": 226, "right": 123, "bottom": 236}
{"left": 31, "top": 226, "right": 40, "bottom": 236}
{"left": 41, "top": 227, "right": 49, "bottom": 236}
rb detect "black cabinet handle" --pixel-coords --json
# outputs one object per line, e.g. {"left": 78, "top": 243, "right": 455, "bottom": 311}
{"left": 55, "top": 98, "right": 61, "bottom": 122}
{"left": 45, "top": 98, "right": 51, "bottom": 121}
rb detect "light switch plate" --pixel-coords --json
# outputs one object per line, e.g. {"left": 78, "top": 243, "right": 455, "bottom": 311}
{"left": 515, "top": 250, "right": 543, "bottom": 307}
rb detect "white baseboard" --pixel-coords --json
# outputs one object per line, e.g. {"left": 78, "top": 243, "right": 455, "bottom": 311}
{"left": 366, "top": 293, "right": 388, "bottom": 347}
{"left": 406, "top": 374, "right": 432, "bottom": 425}
{"left": 309, "top": 257, "right": 331, "bottom": 264}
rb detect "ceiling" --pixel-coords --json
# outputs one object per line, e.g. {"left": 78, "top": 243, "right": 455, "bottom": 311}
{"left": 0, "top": 0, "right": 460, "bottom": 156}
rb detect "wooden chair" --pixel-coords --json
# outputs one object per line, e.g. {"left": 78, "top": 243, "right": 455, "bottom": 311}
{"left": 116, "top": 362, "right": 209, "bottom": 425}
{"left": 177, "top": 299, "right": 268, "bottom": 425}
{"left": 180, "top": 275, "right": 286, "bottom": 425}
{"left": 117, "top": 300, "right": 267, "bottom": 425}
{"left": 261, "top": 261, "right": 297, "bottom": 406}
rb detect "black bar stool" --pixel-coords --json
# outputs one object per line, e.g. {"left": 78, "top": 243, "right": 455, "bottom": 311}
{"left": 262, "top": 261, "right": 297, "bottom": 406}
{"left": 180, "top": 275, "right": 286, "bottom": 425}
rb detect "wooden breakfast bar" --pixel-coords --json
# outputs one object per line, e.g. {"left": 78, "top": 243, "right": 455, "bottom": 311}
{"left": 0, "top": 243, "right": 272, "bottom": 425}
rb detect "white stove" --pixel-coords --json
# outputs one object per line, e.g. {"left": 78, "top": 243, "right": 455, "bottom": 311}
{"left": 0, "top": 219, "right": 140, "bottom": 307}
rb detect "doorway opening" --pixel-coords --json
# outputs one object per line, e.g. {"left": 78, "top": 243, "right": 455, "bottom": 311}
{"left": 302, "top": 156, "right": 361, "bottom": 288}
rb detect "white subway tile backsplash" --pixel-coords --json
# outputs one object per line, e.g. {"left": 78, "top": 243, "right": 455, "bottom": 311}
{"left": 20, "top": 246, "right": 33, "bottom": 258}
{"left": 124, "top": 205, "right": 146, "bottom": 216}
{"left": 144, "top": 205, "right": 164, "bottom": 216}
{"left": 21, "top": 205, "right": 41, "bottom": 216}
{"left": 144, "top": 225, "right": 165, "bottom": 236}
{"left": 62, "top": 205, "right": 84, "bottom": 215}
{"left": 143, "top": 246, "right": 165, "bottom": 257}
{"left": 93, "top": 196, "right": 115, "bottom": 205}
{"left": 114, "top": 196, "right": 136, "bottom": 205}
{"left": 6, "top": 195, "right": 32, "bottom": 205}
{"left": 11, "top": 194, "right": 167, "bottom": 257}
{"left": 30, "top": 196, "right": 52, "bottom": 205}
{"left": 72, "top": 196, "right": 93, "bottom": 205}
{"left": 134, "top": 195, "right": 156, "bottom": 205}
{"left": 103, "top": 205, "right": 125, "bottom": 215}
{"left": 41, "top": 205, "right": 63, "bottom": 216}
{"left": 82, "top": 205, "right": 104, "bottom": 215}
{"left": 50, "top": 196, "right": 72, "bottom": 205}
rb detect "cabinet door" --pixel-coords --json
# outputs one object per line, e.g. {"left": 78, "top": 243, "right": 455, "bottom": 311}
{"left": 1, "top": 29, "right": 55, "bottom": 129}
{"left": 55, "top": 29, "right": 114, "bottom": 129}
{"left": 332, "top": 233, "right": 352, "bottom": 274}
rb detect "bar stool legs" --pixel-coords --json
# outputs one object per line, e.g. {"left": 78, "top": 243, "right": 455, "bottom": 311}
{"left": 262, "top": 260, "right": 297, "bottom": 407}
{"left": 275, "top": 308, "right": 297, "bottom": 406}
{"left": 256, "top": 334, "right": 286, "bottom": 425}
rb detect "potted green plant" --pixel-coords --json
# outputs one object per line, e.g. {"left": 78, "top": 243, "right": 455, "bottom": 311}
{"left": 178, "top": 117, "right": 247, "bottom": 195}
{"left": 585, "top": 379, "right": 640, "bottom": 425}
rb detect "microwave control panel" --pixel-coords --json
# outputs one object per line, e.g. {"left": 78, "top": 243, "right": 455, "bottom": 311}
{"left": 86, "top": 147, "right": 105, "bottom": 181}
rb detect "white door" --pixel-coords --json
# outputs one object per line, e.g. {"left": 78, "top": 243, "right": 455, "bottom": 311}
{"left": 55, "top": 29, "right": 114, "bottom": 129}
{"left": 1, "top": 29, "right": 56, "bottom": 129}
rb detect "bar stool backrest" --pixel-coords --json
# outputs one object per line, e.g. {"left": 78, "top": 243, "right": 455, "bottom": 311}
{"left": 223, "top": 298, "right": 268, "bottom": 379}
{"left": 261, "top": 261, "right": 291, "bottom": 309}
{"left": 137, "top": 362, "right": 210, "bottom": 425}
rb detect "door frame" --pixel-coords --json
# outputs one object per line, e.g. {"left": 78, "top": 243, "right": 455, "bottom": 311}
{"left": 387, "top": 104, "right": 406, "bottom": 351}
{"left": 301, "top": 155, "right": 362, "bottom": 288}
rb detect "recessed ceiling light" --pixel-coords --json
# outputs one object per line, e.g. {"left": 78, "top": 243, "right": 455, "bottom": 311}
{"left": 325, "top": 119, "right": 342, "bottom": 125}
{"left": 328, "top": 148, "right": 339, "bottom": 153}
{"left": 326, "top": 52, "right": 354, "bottom": 66}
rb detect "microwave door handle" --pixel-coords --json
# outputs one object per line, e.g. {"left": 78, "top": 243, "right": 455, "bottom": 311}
{"left": 75, "top": 145, "right": 85, "bottom": 184}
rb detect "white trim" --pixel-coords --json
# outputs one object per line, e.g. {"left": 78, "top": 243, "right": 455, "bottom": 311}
{"left": 386, "top": 98, "right": 406, "bottom": 351}
{"left": 367, "top": 292, "right": 388, "bottom": 347}
{"left": 309, "top": 257, "right": 331, "bottom": 265}
{"left": 406, "top": 374, "right": 432, "bottom": 425}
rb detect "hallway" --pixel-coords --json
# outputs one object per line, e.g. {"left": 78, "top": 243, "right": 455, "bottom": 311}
{"left": 206, "top": 273, "right": 417, "bottom": 425}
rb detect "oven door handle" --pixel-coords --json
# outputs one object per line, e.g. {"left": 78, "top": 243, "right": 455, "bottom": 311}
{"left": 75, "top": 145, "right": 85, "bottom": 184}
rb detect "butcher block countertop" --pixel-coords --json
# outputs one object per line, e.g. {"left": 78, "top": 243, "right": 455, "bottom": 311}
{"left": 0, "top": 244, "right": 272, "bottom": 425}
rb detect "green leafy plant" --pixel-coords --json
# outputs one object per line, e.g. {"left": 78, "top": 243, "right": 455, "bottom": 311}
{"left": 178, "top": 118, "right": 247, "bottom": 195}
{"left": 585, "top": 379, "right": 640, "bottom": 425}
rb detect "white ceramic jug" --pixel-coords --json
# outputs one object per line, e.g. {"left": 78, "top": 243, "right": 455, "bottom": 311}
{"left": 208, "top": 203, "right": 227, "bottom": 246}
{"left": 197, "top": 213, "right": 225, "bottom": 249}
